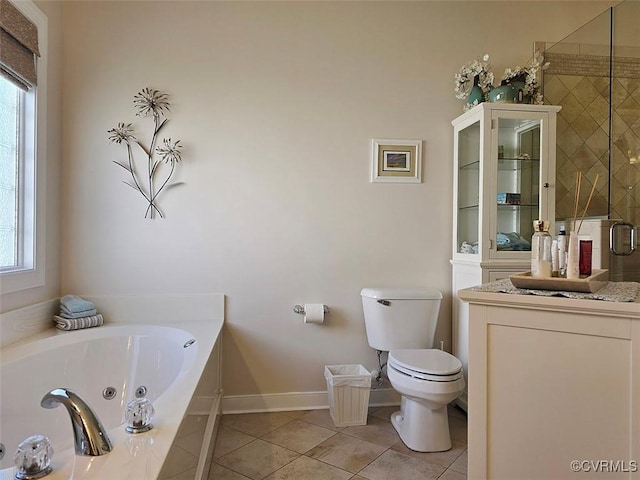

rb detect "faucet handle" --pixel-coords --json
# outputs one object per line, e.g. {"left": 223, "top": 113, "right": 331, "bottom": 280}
{"left": 125, "top": 398, "right": 155, "bottom": 434}
{"left": 14, "top": 434, "right": 53, "bottom": 480}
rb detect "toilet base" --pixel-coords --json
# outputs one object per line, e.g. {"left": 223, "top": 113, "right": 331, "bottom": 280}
{"left": 390, "top": 396, "right": 452, "bottom": 452}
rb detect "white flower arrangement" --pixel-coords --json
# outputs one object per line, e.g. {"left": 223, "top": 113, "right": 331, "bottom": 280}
{"left": 454, "top": 53, "right": 495, "bottom": 101}
{"left": 501, "top": 51, "right": 549, "bottom": 104}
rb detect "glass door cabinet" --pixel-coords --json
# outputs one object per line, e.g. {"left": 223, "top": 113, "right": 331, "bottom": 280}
{"left": 453, "top": 104, "right": 560, "bottom": 267}
{"left": 451, "top": 103, "right": 560, "bottom": 411}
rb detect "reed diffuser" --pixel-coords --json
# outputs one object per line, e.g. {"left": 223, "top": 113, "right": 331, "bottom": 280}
{"left": 566, "top": 171, "right": 599, "bottom": 279}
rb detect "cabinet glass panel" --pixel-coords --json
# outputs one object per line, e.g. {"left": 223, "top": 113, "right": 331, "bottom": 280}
{"left": 495, "top": 117, "right": 541, "bottom": 253}
{"left": 457, "top": 121, "right": 480, "bottom": 254}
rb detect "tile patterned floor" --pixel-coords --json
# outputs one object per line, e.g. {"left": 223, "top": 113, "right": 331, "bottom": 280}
{"left": 160, "top": 405, "right": 467, "bottom": 480}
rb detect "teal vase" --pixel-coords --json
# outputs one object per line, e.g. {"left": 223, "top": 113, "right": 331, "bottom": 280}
{"left": 488, "top": 79, "right": 527, "bottom": 104}
{"left": 487, "top": 85, "right": 518, "bottom": 103}
{"left": 467, "top": 85, "right": 484, "bottom": 108}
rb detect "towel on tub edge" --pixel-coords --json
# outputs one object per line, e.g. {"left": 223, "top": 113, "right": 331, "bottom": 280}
{"left": 54, "top": 313, "right": 104, "bottom": 331}
{"left": 59, "top": 307, "right": 98, "bottom": 319}
{"left": 59, "top": 294, "right": 95, "bottom": 313}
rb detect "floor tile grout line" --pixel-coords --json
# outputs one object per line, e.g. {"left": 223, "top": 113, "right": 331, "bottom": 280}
{"left": 272, "top": 452, "right": 355, "bottom": 479}
{"left": 215, "top": 436, "right": 304, "bottom": 480}
{"left": 299, "top": 442, "right": 391, "bottom": 477}
{"left": 212, "top": 443, "right": 463, "bottom": 479}
{"left": 212, "top": 410, "right": 467, "bottom": 480}
{"left": 212, "top": 431, "right": 261, "bottom": 461}
{"left": 447, "top": 446, "right": 466, "bottom": 466}
{"left": 215, "top": 422, "right": 392, "bottom": 479}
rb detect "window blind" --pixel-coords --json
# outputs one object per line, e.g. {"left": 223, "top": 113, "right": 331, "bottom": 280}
{"left": 0, "top": 0, "right": 40, "bottom": 90}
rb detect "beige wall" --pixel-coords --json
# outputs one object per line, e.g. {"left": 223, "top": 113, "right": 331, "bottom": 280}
{"left": 16, "top": 1, "right": 609, "bottom": 398}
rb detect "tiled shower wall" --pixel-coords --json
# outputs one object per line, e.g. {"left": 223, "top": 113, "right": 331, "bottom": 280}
{"left": 543, "top": 48, "right": 640, "bottom": 226}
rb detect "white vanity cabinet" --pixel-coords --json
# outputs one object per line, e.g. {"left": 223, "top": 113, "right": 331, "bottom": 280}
{"left": 451, "top": 103, "right": 561, "bottom": 411}
{"left": 458, "top": 288, "right": 640, "bottom": 480}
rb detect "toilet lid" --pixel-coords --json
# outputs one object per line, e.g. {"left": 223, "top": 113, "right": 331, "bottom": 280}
{"left": 389, "top": 349, "right": 462, "bottom": 379}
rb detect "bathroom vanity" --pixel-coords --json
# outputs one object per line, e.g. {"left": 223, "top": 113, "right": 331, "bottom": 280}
{"left": 458, "top": 286, "right": 640, "bottom": 479}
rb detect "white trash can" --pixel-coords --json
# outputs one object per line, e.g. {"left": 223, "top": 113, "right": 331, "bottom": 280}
{"left": 324, "top": 364, "right": 371, "bottom": 427}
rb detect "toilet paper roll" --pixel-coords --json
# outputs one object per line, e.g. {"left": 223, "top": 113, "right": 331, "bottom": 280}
{"left": 304, "top": 304, "right": 325, "bottom": 324}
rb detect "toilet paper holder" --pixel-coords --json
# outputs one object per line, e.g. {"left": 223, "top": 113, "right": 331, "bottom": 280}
{"left": 293, "top": 304, "right": 329, "bottom": 315}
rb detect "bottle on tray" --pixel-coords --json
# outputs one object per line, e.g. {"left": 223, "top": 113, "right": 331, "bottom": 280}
{"left": 531, "top": 220, "right": 552, "bottom": 278}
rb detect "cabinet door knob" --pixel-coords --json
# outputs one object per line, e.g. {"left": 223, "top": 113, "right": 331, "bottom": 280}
{"left": 543, "top": 182, "right": 550, "bottom": 188}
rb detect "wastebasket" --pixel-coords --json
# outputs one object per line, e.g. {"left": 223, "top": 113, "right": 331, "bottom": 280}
{"left": 324, "top": 364, "right": 371, "bottom": 427}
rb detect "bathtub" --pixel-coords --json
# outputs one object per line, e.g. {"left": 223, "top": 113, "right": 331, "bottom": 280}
{"left": 0, "top": 312, "right": 223, "bottom": 480}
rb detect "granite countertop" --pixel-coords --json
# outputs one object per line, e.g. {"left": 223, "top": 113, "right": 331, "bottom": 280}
{"left": 459, "top": 280, "right": 640, "bottom": 318}
{"left": 471, "top": 279, "right": 640, "bottom": 303}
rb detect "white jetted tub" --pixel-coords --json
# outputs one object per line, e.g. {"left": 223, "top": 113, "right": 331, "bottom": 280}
{"left": 0, "top": 295, "right": 223, "bottom": 480}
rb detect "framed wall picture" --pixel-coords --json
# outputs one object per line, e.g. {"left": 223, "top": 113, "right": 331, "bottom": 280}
{"left": 371, "top": 139, "right": 422, "bottom": 183}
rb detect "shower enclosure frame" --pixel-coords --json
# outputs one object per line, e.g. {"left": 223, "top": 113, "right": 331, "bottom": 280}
{"left": 542, "top": 0, "right": 640, "bottom": 281}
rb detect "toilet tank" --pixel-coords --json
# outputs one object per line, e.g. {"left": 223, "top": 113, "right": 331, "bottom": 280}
{"left": 361, "top": 287, "right": 442, "bottom": 352}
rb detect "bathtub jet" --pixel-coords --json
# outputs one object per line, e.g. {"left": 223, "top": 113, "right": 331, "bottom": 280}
{"left": 40, "top": 388, "right": 113, "bottom": 456}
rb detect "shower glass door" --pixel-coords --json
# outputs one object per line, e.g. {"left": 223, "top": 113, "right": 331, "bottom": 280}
{"left": 610, "top": 0, "right": 640, "bottom": 281}
{"left": 543, "top": 0, "right": 640, "bottom": 281}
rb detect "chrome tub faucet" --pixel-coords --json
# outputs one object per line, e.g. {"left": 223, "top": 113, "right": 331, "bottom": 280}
{"left": 41, "top": 388, "right": 113, "bottom": 456}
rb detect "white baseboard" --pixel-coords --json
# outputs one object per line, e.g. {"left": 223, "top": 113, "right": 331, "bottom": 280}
{"left": 218, "top": 389, "right": 401, "bottom": 415}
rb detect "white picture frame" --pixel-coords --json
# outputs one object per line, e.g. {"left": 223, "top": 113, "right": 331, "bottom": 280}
{"left": 371, "top": 139, "right": 422, "bottom": 183}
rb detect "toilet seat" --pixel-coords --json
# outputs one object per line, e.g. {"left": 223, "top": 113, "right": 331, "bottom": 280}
{"left": 388, "top": 349, "right": 462, "bottom": 382}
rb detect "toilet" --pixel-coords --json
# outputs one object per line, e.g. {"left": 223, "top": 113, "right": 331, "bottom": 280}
{"left": 361, "top": 287, "right": 464, "bottom": 452}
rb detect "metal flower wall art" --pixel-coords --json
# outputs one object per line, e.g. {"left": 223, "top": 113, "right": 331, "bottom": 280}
{"left": 108, "top": 88, "right": 184, "bottom": 218}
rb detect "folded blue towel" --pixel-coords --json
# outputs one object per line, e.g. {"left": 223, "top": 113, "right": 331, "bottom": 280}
{"left": 496, "top": 232, "right": 531, "bottom": 251}
{"left": 59, "top": 308, "right": 98, "bottom": 319}
{"left": 496, "top": 233, "right": 510, "bottom": 246}
{"left": 60, "top": 294, "right": 95, "bottom": 313}
{"left": 60, "top": 304, "right": 97, "bottom": 316}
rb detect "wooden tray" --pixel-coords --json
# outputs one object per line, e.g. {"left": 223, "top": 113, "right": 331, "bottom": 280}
{"left": 509, "top": 269, "right": 609, "bottom": 293}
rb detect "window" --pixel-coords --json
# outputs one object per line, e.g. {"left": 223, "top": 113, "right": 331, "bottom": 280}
{"left": 0, "top": 79, "right": 21, "bottom": 268}
{"left": 0, "top": 0, "right": 47, "bottom": 293}
{"left": 0, "top": 77, "right": 35, "bottom": 269}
